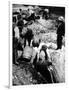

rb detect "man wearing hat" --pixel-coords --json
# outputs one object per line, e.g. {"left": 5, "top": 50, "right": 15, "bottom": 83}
{"left": 56, "top": 16, "right": 65, "bottom": 50}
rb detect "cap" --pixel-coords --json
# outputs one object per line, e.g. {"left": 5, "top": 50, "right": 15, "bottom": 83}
{"left": 58, "top": 16, "right": 65, "bottom": 22}
{"left": 45, "top": 9, "right": 49, "bottom": 13}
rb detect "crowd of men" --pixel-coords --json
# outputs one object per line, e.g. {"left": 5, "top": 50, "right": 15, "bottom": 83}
{"left": 13, "top": 6, "right": 65, "bottom": 83}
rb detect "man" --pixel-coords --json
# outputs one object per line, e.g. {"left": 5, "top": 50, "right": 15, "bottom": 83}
{"left": 23, "top": 28, "right": 34, "bottom": 47}
{"left": 17, "top": 14, "right": 24, "bottom": 33}
{"left": 42, "top": 9, "right": 49, "bottom": 20}
{"left": 14, "top": 26, "right": 20, "bottom": 39}
{"left": 16, "top": 46, "right": 33, "bottom": 64}
{"left": 56, "top": 16, "right": 65, "bottom": 50}
{"left": 30, "top": 42, "right": 51, "bottom": 65}
{"left": 32, "top": 45, "right": 53, "bottom": 83}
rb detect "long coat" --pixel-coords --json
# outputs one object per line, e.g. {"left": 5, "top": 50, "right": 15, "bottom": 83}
{"left": 57, "top": 22, "right": 65, "bottom": 36}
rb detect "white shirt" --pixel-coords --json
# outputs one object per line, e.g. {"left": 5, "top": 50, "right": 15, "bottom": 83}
{"left": 14, "top": 26, "right": 20, "bottom": 39}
